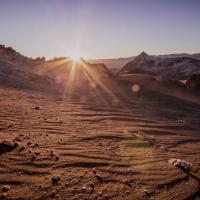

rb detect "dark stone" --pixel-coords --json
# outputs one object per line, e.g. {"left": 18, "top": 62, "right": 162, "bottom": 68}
{"left": 0, "top": 140, "right": 17, "bottom": 154}
{"left": 52, "top": 176, "right": 60, "bottom": 185}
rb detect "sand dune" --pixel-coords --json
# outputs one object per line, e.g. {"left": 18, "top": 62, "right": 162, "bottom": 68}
{"left": 0, "top": 84, "right": 200, "bottom": 200}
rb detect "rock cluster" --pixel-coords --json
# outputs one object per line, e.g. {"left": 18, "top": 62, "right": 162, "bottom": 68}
{"left": 168, "top": 158, "right": 193, "bottom": 172}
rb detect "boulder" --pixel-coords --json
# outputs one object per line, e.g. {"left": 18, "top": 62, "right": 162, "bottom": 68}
{"left": 0, "top": 140, "right": 18, "bottom": 154}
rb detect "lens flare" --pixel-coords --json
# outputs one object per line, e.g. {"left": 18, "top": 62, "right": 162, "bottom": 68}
{"left": 132, "top": 84, "right": 140, "bottom": 93}
{"left": 70, "top": 52, "right": 81, "bottom": 62}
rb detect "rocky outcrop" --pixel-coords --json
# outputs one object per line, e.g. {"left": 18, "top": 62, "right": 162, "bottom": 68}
{"left": 118, "top": 52, "right": 200, "bottom": 81}
{"left": 0, "top": 44, "right": 46, "bottom": 67}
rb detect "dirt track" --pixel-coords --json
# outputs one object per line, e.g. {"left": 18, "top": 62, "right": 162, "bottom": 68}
{"left": 0, "top": 86, "right": 200, "bottom": 200}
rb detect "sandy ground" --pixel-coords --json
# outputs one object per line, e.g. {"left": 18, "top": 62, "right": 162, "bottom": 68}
{"left": 0, "top": 83, "right": 200, "bottom": 200}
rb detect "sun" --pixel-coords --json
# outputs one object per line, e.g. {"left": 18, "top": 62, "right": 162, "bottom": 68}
{"left": 70, "top": 52, "right": 81, "bottom": 62}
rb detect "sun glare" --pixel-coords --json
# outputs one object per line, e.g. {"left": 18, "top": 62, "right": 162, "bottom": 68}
{"left": 70, "top": 52, "right": 81, "bottom": 62}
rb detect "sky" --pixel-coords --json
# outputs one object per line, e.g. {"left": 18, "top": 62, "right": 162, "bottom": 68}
{"left": 0, "top": 0, "right": 200, "bottom": 59}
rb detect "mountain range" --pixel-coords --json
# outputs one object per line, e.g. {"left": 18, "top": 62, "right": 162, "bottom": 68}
{"left": 0, "top": 44, "right": 200, "bottom": 92}
{"left": 118, "top": 52, "right": 200, "bottom": 81}
{"left": 88, "top": 53, "right": 200, "bottom": 73}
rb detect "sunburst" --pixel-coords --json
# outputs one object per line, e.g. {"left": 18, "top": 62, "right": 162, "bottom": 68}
{"left": 69, "top": 51, "right": 81, "bottom": 62}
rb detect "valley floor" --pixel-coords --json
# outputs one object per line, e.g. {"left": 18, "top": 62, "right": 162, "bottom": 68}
{"left": 0, "top": 86, "right": 200, "bottom": 200}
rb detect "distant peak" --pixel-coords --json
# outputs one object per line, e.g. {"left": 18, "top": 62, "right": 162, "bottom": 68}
{"left": 138, "top": 52, "right": 149, "bottom": 57}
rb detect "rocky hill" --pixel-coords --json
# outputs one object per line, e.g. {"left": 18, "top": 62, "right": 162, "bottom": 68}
{"left": 118, "top": 52, "right": 200, "bottom": 82}
{"left": 0, "top": 44, "right": 113, "bottom": 94}
{"left": 0, "top": 44, "right": 45, "bottom": 67}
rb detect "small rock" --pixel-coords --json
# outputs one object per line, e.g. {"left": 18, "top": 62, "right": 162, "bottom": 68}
{"left": 19, "top": 134, "right": 24, "bottom": 137}
{"left": 35, "top": 151, "right": 40, "bottom": 156}
{"left": 7, "top": 123, "right": 14, "bottom": 128}
{"left": 2, "top": 185, "right": 10, "bottom": 192}
{"left": 49, "top": 190, "right": 56, "bottom": 198}
{"left": 2, "top": 140, "right": 14, "bottom": 147}
{"left": 13, "top": 140, "right": 20, "bottom": 147}
{"left": 19, "top": 145, "right": 25, "bottom": 152}
{"left": 90, "top": 183, "right": 94, "bottom": 190}
{"left": 95, "top": 174, "right": 103, "bottom": 183}
{"left": 81, "top": 186, "right": 87, "bottom": 192}
{"left": 35, "top": 106, "right": 40, "bottom": 110}
{"left": 98, "top": 191, "right": 103, "bottom": 196}
{"left": 33, "top": 143, "right": 39, "bottom": 147}
{"left": 126, "top": 190, "right": 131, "bottom": 194}
{"left": 54, "top": 155, "right": 59, "bottom": 161}
{"left": 52, "top": 176, "right": 60, "bottom": 185}
{"left": 143, "top": 189, "right": 149, "bottom": 194}
{"left": 0, "top": 193, "right": 7, "bottom": 200}
{"left": 51, "top": 151, "right": 59, "bottom": 161}
{"left": 50, "top": 150, "right": 54, "bottom": 155}
{"left": 55, "top": 194, "right": 60, "bottom": 199}
{"left": 28, "top": 149, "right": 33, "bottom": 153}
{"left": 0, "top": 140, "right": 17, "bottom": 154}
{"left": 80, "top": 175, "right": 84, "bottom": 179}
{"left": 15, "top": 136, "right": 22, "bottom": 142}
{"left": 177, "top": 119, "right": 184, "bottom": 124}
{"left": 168, "top": 158, "right": 193, "bottom": 172}
{"left": 31, "top": 153, "right": 37, "bottom": 161}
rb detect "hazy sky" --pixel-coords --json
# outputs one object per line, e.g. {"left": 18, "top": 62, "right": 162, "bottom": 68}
{"left": 0, "top": 0, "right": 200, "bottom": 59}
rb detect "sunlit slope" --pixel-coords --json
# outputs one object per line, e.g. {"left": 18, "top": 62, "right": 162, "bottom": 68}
{"left": 0, "top": 45, "right": 115, "bottom": 94}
